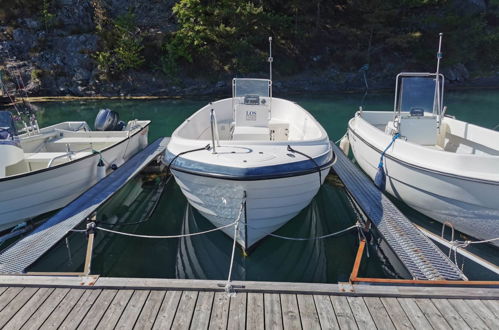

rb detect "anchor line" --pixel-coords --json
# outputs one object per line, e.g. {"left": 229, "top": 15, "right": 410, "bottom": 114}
{"left": 286, "top": 145, "right": 325, "bottom": 186}
{"left": 162, "top": 144, "right": 211, "bottom": 173}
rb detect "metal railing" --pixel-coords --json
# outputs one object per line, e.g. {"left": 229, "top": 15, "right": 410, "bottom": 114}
{"left": 210, "top": 108, "right": 220, "bottom": 154}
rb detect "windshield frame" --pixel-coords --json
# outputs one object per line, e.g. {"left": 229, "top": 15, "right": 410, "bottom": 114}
{"left": 394, "top": 72, "right": 444, "bottom": 117}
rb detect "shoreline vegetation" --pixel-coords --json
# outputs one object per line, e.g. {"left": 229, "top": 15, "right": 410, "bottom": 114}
{"left": 1, "top": 0, "right": 498, "bottom": 98}
{"left": 9, "top": 83, "right": 498, "bottom": 104}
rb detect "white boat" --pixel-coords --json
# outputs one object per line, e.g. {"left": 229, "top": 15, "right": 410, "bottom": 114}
{"left": 346, "top": 39, "right": 499, "bottom": 246}
{"left": 165, "top": 78, "right": 333, "bottom": 251}
{"left": 0, "top": 109, "right": 150, "bottom": 231}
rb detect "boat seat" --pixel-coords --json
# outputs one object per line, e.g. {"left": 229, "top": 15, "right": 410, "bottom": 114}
{"left": 51, "top": 137, "right": 124, "bottom": 144}
{"left": 24, "top": 151, "right": 92, "bottom": 163}
{"left": 397, "top": 115, "right": 438, "bottom": 146}
{"left": 232, "top": 126, "right": 270, "bottom": 141}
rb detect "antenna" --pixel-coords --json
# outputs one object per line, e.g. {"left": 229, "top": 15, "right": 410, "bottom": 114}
{"left": 434, "top": 33, "right": 443, "bottom": 114}
{"left": 268, "top": 37, "right": 273, "bottom": 82}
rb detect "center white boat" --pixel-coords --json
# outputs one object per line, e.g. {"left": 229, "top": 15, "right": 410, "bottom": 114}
{"left": 345, "top": 34, "right": 499, "bottom": 246}
{"left": 165, "top": 77, "right": 333, "bottom": 251}
{"left": 0, "top": 109, "right": 150, "bottom": 231}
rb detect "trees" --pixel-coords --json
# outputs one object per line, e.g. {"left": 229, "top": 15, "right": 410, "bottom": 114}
{"left": 165, "top": 0, "right": 290, "bottom": 75}
{"left": 94, "top": 12, "right": 145, "bottom": 78}
{"left": 164, "top": 0, "right": 499, "bottom": 77}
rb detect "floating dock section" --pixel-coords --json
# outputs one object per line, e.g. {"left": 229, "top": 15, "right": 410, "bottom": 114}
{"left": 0, "top": 137, "right": 169, "bottom": 274}
{"left": 330, "top": 142, "right": 466, "bottom": 281}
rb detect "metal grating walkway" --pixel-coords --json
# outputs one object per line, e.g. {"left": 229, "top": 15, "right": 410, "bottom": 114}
{"left": 331, "top": 142, "right": 466, "bottom": 281}
{"left": 0, "top": 137, "right": 169, "bottom": 274}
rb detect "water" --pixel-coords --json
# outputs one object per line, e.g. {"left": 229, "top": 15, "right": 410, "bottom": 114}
{"left": 25, "top": 90, "right": 499, "bottom": 281}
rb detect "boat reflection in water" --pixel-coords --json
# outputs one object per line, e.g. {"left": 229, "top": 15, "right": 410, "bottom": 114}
{"left": 27, "top": 174, "right": 167, "bottom": 273}
{"left": 28, "top": 178, "right": 384, "bottom": 283}
{"left": 175, "top": 181, "right": 364, "bottom": 283}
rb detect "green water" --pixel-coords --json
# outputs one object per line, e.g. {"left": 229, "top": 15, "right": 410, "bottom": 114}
{"left": 26, "top": 90, "right": 499, "bottom": 281}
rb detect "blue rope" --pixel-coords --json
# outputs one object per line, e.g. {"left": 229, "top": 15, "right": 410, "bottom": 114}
{"left": 378, "top": 133, "right": 400, "bottom": 168}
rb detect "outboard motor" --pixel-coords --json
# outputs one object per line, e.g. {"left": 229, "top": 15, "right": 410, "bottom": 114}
{"left": 94, "top": 109, "right": 120, "bottom": 131}
{"left": 0, "top": 111, "right": 17, "bottom": 140}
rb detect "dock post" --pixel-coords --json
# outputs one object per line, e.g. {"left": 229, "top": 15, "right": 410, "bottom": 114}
{"left": 83, "top": 213, "right": 96, "bottom": 275}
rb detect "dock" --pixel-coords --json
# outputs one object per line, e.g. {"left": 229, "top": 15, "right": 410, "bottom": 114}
{"left": 330, "top": 142, "right": 466, "bottom": 281}
{"left": 0, "top": 276, "right": 497, "bottom": 329}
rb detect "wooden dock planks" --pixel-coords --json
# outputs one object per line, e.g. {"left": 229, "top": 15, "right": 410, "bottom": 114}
{"left": 0, "top": 285, "right": 496, "bottom": 329}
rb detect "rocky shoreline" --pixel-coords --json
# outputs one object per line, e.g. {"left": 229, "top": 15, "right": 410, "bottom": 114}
{"left": 1, "top": 0, "right": 498, "bottom": 98}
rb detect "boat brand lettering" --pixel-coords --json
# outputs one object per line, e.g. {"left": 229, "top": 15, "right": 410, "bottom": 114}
{"left": 246, "top": 111, "right": 257, "bottom": 121}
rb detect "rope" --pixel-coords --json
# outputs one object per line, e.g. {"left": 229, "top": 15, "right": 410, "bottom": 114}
{"left": 266, "top": 223, "right": 359, "bottom": 241}
{"left": 287, "top": 145, "right": 323, "bottom": 185}
{"left": 452, "top": 236, "right": 499, "bottom": 247}
{"left": 378, "top": 133, "right": 400, "bottom": 168}
{"left": 334, "top": 132, "right": 347, "bottom": 145}
{"left": 95, "top": 220, "right": 237, "bottom": 239}
{"left": 225, "top": 194, "right": 245, "bottom": 296}
{"left": 164, "top": 144, "right": 211, "bottom": 173}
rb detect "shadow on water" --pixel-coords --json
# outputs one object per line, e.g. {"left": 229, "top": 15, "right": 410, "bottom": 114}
{"left": 29, "top": 176, "right": 387, "bottom": 282}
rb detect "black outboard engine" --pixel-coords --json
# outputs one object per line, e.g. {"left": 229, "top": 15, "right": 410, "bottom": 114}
{"left": 94, "top": 109, "right": 121, "bottom": 131}
{"left": 0, "top": 111, "right": 17, "bottom": 140}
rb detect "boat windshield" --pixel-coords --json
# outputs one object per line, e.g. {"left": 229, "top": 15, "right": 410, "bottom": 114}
{"left": 395, "top": 74, "right": 444, "bottom": 115}
{"left": 0, "top": 111, "right": 17, "bottom": 139}
{"left": 233, "top": 78, "right": 271, "bottom": 98}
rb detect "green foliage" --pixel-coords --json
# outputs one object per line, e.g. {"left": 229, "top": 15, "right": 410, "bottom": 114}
{"left": 30, "top": 68, "right": 43, "bottom": 81}
{"left": 41, "top": 0, "right": 55, "bottom": 31}
{"left": 94, "top": 11, "right": 145, "bottom": 77}
{"left": 163, "top": 0, "right": 498, "bottom": 77}
{"left": 167, "top": 0, "right": 290, "bottom": 74}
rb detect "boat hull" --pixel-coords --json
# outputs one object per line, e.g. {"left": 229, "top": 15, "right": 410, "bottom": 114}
{"left": 171, "top": 168, "right": 329, "bottom": 250}
{"left": 0, "top": 126, "right": 148, "bottom": 231}
{"left": 349, "top": 125, "right": 499, "bottom": 247}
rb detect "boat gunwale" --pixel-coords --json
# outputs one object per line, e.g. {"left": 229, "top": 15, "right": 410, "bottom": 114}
{"left": 170, "top": 157, "right": 334, "bottom": 181}
{"left": 0, "top": 121, "right": 151, "bottom": 183}
{"left": 348, "top": 118, "right": 499, "bottom": 186}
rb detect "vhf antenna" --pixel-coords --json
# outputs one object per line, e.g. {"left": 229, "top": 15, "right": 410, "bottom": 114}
{"left": 435, "top": 33, "right": 443, "bottom": 115}
{"left": 268, "top": 37, "right": 273, "bottom": 82}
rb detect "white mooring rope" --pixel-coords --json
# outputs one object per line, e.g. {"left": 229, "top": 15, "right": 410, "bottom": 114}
{"left": 95, "top": 220, "right": 237, "bottom": 239}
{"left": 225, "top": 196, "right": 245, "bottom": 297}
{"left": 265, "top": 223, "right": 360, "bottom": 241}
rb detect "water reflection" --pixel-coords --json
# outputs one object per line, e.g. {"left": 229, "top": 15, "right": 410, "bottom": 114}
{"left": 29, "top": 175, "right": 387, "bottom": 282}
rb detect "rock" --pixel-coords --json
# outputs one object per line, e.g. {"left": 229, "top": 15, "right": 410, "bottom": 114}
{"left": 56, "top": 0, "right": 95, "bottom": 33}
{"left": 17, "top": 18, "right": 40, "bottom": 30}
{"left": 444, "top": 63, "right": 470, "bottom": 82}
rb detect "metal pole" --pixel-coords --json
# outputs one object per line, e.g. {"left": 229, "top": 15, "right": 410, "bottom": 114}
{"left": 435, "top": 33, "right": 443, "bottom": 115}
{"left": 83, "top": 214, "right": 96, "bottom": 275}
{"left": 268, "top": 37, "right": 273, "bottom": 83}
{"left": 210, "top": 108, "right": 217, "bottom": 154}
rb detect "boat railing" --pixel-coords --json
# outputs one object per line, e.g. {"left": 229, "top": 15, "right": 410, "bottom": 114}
{"left": 46, "top": 146, "right": 97, "bottom": 168}
{"left": 210, "top": 108, "right": 220, "bottom": 154}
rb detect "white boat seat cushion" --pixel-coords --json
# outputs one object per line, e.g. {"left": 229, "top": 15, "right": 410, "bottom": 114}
{"left": 232, "top": 126, "right": 270, "bottom": 141}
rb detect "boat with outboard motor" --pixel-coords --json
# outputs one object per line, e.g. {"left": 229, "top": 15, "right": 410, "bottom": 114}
{"left": 0, "top": 109, "right": 150, "bottom": 231}
{"left": 165, "top": 74, "right": 333, "bottom": 251}
{"left": 344, "top": 34, "right": 499, "bottom": 246}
